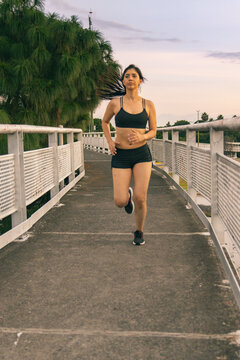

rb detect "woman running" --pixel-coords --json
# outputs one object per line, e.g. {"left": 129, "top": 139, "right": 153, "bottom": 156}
{"left": 101, "top": 64, "right": 157, "bottom": 245}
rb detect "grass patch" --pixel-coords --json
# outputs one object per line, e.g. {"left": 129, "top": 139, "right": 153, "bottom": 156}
{"left": 168, "top": 172, "right": 188, "bottom": 191}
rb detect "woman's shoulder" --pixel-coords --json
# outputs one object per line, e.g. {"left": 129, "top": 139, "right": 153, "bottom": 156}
{"left": 108, "top": 97, "right": 121, "bottom": 111}
{"left": 111, "top": 97, "right": 121, "bottom": 104}
{"left": 108, "top": 97, "right": 121, "bottom": 107}
{"left": 105, "top": 97, "right": 121, "bottom": 116}
{"left": 144, "top": 98, "right": 155, "bottom": 108}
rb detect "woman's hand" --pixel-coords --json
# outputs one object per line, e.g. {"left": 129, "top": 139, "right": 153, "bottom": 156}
{"left": 128, "top": 129, "right": 145, "bottom": 145}
{"left": 109, "top": 139, "right": 121, "bottom": 155}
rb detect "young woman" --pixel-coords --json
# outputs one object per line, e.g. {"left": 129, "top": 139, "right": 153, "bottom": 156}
{"left": 101, "top": 64, "right": 157, "bottom": 245}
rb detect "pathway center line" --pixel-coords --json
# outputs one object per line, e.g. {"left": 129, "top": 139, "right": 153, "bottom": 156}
{"left": 42, "top": 231, "right": 210, "bottom": 236}
{"left": 0, "top": 327, "right": 238, "bottom": 342}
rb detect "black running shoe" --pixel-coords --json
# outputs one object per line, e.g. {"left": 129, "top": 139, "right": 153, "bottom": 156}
{"left": 124, "top": 187, "right": 134, "bottom": 214}
{"left": 133, "top": 230, "right": 145, "bottom": 246}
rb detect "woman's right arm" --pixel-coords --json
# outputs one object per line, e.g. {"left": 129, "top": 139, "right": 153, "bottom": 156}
{"left": 102, "top": 100, "right": 120, "bottom": 155}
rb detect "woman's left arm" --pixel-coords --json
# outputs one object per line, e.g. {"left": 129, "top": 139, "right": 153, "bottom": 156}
{"left": 143, "top": 100, "right": 157, "bottom": 141}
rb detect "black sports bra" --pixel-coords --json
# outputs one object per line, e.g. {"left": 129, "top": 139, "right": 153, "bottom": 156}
{"left": 115, "top": 97, "right": 149, "bottom": 129}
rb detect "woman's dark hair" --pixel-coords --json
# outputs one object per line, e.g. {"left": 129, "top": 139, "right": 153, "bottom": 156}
{"left": 121, "top": 64, "right": 145, "bottom": 82}
{"left": 97, "top": 64, "right": 145, "bottom": 100}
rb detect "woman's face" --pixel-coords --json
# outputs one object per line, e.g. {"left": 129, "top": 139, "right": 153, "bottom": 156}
{"left": 122, "top": 68, "right": 142, "bottom": 90}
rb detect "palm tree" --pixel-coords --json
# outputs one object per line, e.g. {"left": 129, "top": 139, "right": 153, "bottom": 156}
{"left": 0, "top": 0, "right": 120, "bottom": 149}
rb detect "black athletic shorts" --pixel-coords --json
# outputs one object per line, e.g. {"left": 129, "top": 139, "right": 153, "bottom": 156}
{"left": 111, "top": 144, "right": 152, "bottom": 169}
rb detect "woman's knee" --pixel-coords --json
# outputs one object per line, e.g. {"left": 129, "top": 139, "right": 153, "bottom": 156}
{"left": 114, "top": 195, "right": 128, "bottom": 208}
{"left": 134, "top": 192, "right": 147, "bottom": 207}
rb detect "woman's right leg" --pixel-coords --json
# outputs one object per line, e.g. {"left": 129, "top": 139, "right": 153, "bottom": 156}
{"left": 112, "top": 168, "right": 132, "bottom": 208}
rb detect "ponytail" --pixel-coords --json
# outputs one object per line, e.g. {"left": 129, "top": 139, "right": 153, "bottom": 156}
{"left": 97, "top": 64, "right": 145, "bottom": 100}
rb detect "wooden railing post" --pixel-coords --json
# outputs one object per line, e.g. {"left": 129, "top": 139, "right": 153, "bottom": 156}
{"left": 8, "top": 131, "right": 27, "bottom": 227}
{"left": 48, "top": 132, "right": 59, "bottom": 198}
{"left": 210, "top": 128, "right": 225, "bottom": 244}
{"left": 186, "top": 129, "right": 197, "bottom": 203}
{"left": 67, "top": 132, "right": 75, "bottom": 182}
{"left": 172, "top": 130, "right": 179, "bottom": 184}
{"left": 162, "top": 130, "right": 168, "bottom": 172}
{"left": 77, "top": 131, "right": 84, "bottom": 172}
{"left": 58, "top": 125, "right": 64, "bottom": 190}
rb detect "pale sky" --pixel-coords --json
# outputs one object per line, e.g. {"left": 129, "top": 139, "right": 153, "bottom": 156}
{"left": 44, "top": 0, "right": 240, "bottom": 126}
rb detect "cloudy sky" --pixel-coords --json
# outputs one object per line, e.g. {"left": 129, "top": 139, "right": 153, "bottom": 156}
{"left": 44, "top": 0, "right": 240, "bottom": 126}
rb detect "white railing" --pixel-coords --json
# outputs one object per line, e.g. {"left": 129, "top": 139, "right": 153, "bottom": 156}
{"left": 225, "top": 141, "right": 240, "bottom": 157}
{"left": 82, "top": 117, "right": 240, "bottom": 307}
{"left": 83, "top": 131, "right": 116, "bottom": 154}
{"left": 0, "top": 124, "right": 85, "bottom": 249}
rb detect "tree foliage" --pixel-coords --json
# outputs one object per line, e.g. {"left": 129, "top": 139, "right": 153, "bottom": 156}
{"left": 173, "top": 120, "right": 190, "bottom": 126}
{"left": 194, "top": 112, "right": 209, "bottom": 123}
{"left": 201, "top": 112, "right": 209, "bottom": 122}
{"left": 173, "top": 120, "right": 190, "bottom": 141}
{"left": 0, "top": 0, "right": 120, "bottom": 133}
{"left": 93, "top": 118, "right": 115, "bottom": 132}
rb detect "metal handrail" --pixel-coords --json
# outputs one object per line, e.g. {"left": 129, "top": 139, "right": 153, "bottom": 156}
{"left": 0, "top": 124, "right": 82, "bottom": 134}
{"left": 156, "top": 116, "right": 240, "bottom": 131}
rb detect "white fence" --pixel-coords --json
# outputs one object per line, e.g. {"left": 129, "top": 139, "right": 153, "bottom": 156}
{"left": 225, "top": 141, "right": 240, "bottom": 157}
{"left": 0, "top": 124, "right": 85, "bottom": 249}
{"left": 82, "top": 117, "right": 240, "bottom": 307}
{"left": 83, "top": 131, "right": 116, "bottom": 154}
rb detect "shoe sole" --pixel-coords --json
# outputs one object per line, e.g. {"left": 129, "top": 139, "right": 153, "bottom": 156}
{"left": 129, "top": 187, "right": 133, "bottom": 198}
{"left": 125, "top": 187, "right": 134, "bottom": 214}
{"left": 131, "top": 201, "right": 135, "bottom": 214}
{"left": 129, "top": 187, "right": 135, "bottom": 214}
{"left": 132, "top": 240, "right": 145, "bottom": 246}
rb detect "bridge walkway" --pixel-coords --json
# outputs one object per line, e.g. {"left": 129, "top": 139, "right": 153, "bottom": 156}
{"left": 0, "top": 149, "right": 239, "bottom": 359}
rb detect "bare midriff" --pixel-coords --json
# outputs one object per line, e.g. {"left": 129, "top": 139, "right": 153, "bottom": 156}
{"left": 115, "top": 127, "right": 146, "bottom": 149}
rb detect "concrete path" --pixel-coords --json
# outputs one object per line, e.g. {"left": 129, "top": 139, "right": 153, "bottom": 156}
{"left": 0, "top": 149, "right": 239, "bottom": 360}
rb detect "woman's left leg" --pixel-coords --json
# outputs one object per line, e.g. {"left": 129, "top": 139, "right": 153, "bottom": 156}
{"left": 132, "top": 162, "right": 152, "bottom": 232}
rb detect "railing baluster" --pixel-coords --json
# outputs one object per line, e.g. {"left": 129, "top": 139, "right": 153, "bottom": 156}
{"left": 162, "top": 130, "right": 168, "bottom": 172}
{"left": 67, "top": 132, "right": 75, "bottom": 182}
{"left": 58, "top": 125, "right": 65, "bottom": 190}
{"left": 187, "top": 129, "right": 197, "bottom": 203}
{"left": 58, "top": 126, "right": 65, "bottom": 190}
{"left": 77, "top": 132, "right": 84, "bottom": 173}
{"left": 210, "top": 128, "right": 225, "bottom": 244}
{"left": 48, "top": 132, "right": 59, "bottom": 198}
{"left": 172, "top": 130, "right": 179, "bottom": 184}
{"left": 8, "top": 131, "right": 27, "bottom": 227}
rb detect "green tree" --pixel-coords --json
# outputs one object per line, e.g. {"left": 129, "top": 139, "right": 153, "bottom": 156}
{"left": 195, "top": 112, "right": 209, "bottom": 123}
{"left": 173, "top": 120, "right": 190, "bottom": 126}
{"left": 201, "top": 112, "right": 209, "bottom": 122}
{"left": 93, "top": 118, "right": 115, "bottom": 132}
{"left": 217, "top": 114, "right": 224, "bottom": 120}
{"left": 173, "top": 120, "right": 190, "bottom": 141}
{"left": 0, "top": 0, "right": 120, "bottom": 151}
